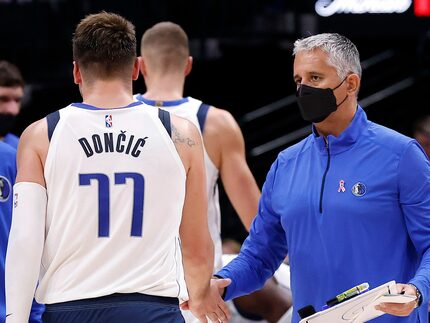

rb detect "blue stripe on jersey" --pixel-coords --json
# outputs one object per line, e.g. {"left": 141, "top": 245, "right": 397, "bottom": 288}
{"left": 136, "top": 94, "right": 189, "bottom": 107}
{"left": 197, "top": 103, "right": 210, "bottom": 132}
{"left": 71, "top": 102, "right": 142, "bottom": 111}
{"left": 158, "top": 109, "right": 171, "bottom": 137}
{"left": 46, "top": 110, "right": 60, "bottom": 141}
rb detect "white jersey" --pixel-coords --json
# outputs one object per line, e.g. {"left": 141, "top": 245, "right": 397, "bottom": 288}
{"left": 134, "top": 94, "right": 222, "bottom": 272}
{"left": 38, "top": 102, "right": 187, "bottom": 304}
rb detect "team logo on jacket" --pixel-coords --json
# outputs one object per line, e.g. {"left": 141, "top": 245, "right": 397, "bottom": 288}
{"left": 0, "top": 176, "right": 12, "bottom": 202}
{"left": 352, "top": 182, "right": 366, "bottom": 197}
{"left": 105, "top": 114, "right": 113, "bottom": 128}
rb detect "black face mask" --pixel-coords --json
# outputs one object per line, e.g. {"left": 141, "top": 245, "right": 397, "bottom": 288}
{"left": 0, "top": 114, "right": 17, "bottom": 137}
{"left": 296, "top": 78, "right": 348, "bottom": 123}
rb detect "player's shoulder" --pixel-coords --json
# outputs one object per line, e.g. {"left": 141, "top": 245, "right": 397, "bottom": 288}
{"left": 21, "top": 118, "right": 47, "bottom": 140}
{"left": 204, "top": 106, "right": 240, "bottom": 137}
{"left": 18, "top": 117, "right": 49, "bottom": 152}
{"left": 170, "top": 113, "right": 201, "bottom": 140}
{"left": 207, "top": 106, "right": 236, "bottom": 125}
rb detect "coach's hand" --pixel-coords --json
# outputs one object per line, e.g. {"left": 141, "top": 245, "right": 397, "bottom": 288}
{"left": 375, "top": 283, "right": 420, "bottom": 317}
{"left": 181, "top": 278, "right": 231, "bottom": 322}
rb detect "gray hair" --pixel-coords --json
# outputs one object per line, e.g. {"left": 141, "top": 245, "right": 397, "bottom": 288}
{"left": 293, "top": 33, "right": 362, "bottom": 79}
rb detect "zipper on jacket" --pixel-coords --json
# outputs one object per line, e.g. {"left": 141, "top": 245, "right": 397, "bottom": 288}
{"left": 319, "top": 138, "right": 331, "bottom": 213}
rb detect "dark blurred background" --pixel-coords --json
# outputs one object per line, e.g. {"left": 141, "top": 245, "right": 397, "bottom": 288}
{"left": 2, "top": 0, "right": 430, "bottom": 243}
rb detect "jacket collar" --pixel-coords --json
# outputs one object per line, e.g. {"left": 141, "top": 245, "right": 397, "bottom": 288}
{"left": 312, "top": 105, "right": 368, "bottom": 155}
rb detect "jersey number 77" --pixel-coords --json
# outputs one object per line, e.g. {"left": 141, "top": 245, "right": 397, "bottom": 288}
{"left": 79, "top": 172, "right": 145, "bottom": 237}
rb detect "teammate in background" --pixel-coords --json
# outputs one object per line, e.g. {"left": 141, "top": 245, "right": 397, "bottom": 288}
{"left": 136, "top": 21, "right": 292, "bottom": 323}
{"left": 0, "top": 61, "right": 24, "bottom": 149}
{"left": 5, "top": 12, "right": 228, "bottom": 323}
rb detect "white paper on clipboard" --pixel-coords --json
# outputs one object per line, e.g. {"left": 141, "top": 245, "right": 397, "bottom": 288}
{"left": 299, "top": 280, "right": 416, "bottom": 323}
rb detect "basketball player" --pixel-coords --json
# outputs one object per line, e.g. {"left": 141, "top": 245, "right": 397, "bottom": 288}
{"left": 5, "top": 12, "right": 229, "bottom": 323}
{"left": 136, "top": 21, "right": 292, "bottom": 323}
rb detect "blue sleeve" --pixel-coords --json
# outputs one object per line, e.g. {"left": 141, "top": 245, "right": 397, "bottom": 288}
{"left": 216, "top": 159, "right": 288, "bottom": 300}
{"left": 398, "top": 141, "right": 430, "bottom": 303}
{"left": 29, "top": 300, "right": 44, "bottom": 323}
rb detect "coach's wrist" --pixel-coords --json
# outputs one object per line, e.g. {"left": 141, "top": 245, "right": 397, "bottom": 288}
{"left": 408, "top": 283, "right": 422, "bottom": 307}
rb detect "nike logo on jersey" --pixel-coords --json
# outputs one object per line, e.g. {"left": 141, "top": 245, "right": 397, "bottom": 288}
{"left": 6, "top": 313, "right": 12, "bottom": 317}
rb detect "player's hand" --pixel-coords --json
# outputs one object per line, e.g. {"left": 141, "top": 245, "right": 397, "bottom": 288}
{"left": 184, "top": 278, "right": 231, "bottom": 322}
{"left": 375, "top": 283, "right": 418, "bottom": 317}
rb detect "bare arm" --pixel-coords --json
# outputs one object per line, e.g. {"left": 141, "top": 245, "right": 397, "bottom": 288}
{"left": 172, "top": 115, "right": 229, "bottom": 322}
{"left": 15, "top": 119, "right": 48, "bottom": 185}
{"left": 6, "top": 119, "right": 48, "bottom": 322}
{"left": 204, "top": 108, "right": 260, "bottom": 231}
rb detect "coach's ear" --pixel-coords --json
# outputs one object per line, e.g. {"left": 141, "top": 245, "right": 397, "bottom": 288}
{"left": 73, "top": 61, "right": 82, "bottom": 85}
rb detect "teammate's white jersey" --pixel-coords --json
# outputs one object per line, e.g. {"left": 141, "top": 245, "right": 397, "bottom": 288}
{"left": 134, "top": 95, "right": 222, "bottom": 271}
{"left": 38, "top": 102, "right": 187, "bottom": 304}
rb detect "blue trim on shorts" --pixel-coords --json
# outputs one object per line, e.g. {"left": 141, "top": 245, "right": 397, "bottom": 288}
{"left": 45, "top": 293, "right": 179, "bottom": 312}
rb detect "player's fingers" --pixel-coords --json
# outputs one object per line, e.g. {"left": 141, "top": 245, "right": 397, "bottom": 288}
{"left": 217, "top": 301, "right": 231, "bottom": 320}
{"left": 196, "top": 314, "right": 208, "bottom": 323}
{"left": 214, "top": 305, "right": 227, "bottom": 322}
{"left": 207, "top": 312, "right": 219, "bottom": 322}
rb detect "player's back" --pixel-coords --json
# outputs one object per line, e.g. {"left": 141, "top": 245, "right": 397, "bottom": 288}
{"left": 134, "top": 95, "right": 223, "bottom": 271}
{"left": 38, "top": 102, "right": 187, "bottom": 304}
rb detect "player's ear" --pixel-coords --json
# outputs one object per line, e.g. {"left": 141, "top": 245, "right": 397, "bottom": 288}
{"left": 139, "top": 56, "right": 148, "bottom": 77}
{"left": 132, "top": 57, "right": 140, "bottom": 81}
{"left": 184, "top": 56, "right": 193, "bottom": 76}
{"left": 73, "top": 61, "right": 82, "bottom": 85}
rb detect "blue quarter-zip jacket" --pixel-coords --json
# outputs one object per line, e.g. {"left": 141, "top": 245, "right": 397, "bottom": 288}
{"left": 0, "top": 143, "right": 16, "bottom": 323}
{"left": 217, "top": 106, "right": 430, "bottom": 323}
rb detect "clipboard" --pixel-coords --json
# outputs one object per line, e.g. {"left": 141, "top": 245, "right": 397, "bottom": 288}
{"left": 299, "top": 280, "right": 416, "bottom": 323}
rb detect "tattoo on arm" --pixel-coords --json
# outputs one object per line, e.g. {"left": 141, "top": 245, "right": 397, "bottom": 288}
{"left": 172, "top": 124, "right": 196, "bottom": 147}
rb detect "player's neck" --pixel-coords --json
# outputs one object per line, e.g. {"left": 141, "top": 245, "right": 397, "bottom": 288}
{"left": 81, "top": 80, "right": 134, "bottom": 109}
{"left": 143, "top": 74, "right": 184, "bottom": 101}
{"left": 143, "top": 88, "right": 184, "bottom": 101}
